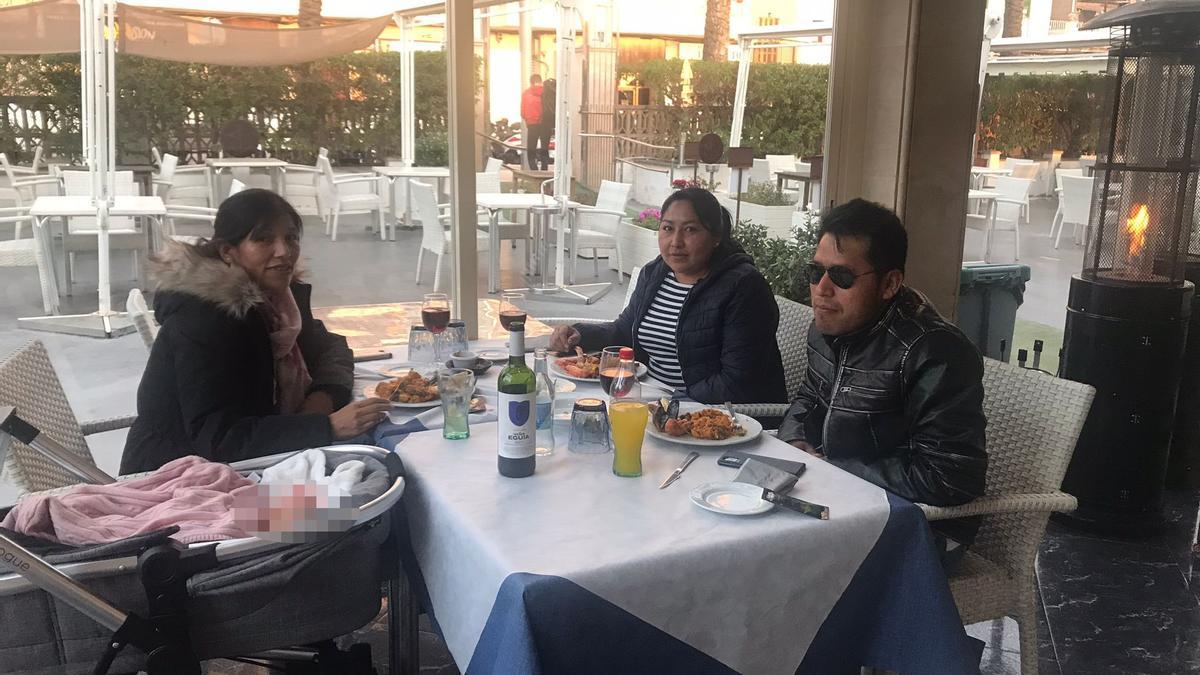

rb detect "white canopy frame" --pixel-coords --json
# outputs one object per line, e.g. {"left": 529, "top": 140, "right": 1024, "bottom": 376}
{"left": 11, "top": 1, "right": 395, "bottom": 338}
{"left": 729, "top": 24, "right": 833, "bottom": 149}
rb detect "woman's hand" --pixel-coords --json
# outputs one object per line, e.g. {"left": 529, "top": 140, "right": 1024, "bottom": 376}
{"left": 549, "top": 325, "right": 581, "bottom": 353}
{"left": 329, "top": 398, "right": 392, "bottom": 440}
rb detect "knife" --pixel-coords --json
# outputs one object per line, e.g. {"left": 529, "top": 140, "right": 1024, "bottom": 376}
{"left": 659, "top": 451, "right": 700, "bottom": 489}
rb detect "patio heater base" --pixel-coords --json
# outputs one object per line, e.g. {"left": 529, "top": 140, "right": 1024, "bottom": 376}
{"left": 17, "top": 312, "right": 136, "bottom": 339}
{"left": 1058, "top": 276, "right": 1194, "bottom": 535}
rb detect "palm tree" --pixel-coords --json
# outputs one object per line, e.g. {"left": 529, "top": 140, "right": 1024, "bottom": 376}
{"left": 298, "top": 0, "right": 322, "bottom": 29}
{"left": 703, "top": 0, "right": 730, "bottom": 61}
{"left": 1002, "top": 0, "right": 1024, "bottom": 37}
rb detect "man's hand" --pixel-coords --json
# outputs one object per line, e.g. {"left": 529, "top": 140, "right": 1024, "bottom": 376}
{"left": 789, "top": 439, "right": 824, "bottom": 458}
{"left": 298, "top": 391, "right": 335, "bottom": 415}
{"left": 549, "top": 325, "right": 581, "bottom": 353}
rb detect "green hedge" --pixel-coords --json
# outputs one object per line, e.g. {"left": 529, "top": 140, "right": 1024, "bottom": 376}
{"left": 0, "top": 51, "right": 461, "bottom": 165}
{"left": 622, "top": 61, "right": 1107, "bottom": 161}
{"left": 977, "top": 73, "right": 1107, "bottom": 158}
{"left": 619, "top": 59, "right": 829, "bottom": 158}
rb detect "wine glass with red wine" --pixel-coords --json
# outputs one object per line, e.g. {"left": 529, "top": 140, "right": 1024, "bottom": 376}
{"left": 499, "top": 293, "right": 526, "bottom": 331}
{"left": 422, "top": 293, "right": 451, "bottom": 334}
{"left": 599, "top": 346, "right": 630, "bottom": 395}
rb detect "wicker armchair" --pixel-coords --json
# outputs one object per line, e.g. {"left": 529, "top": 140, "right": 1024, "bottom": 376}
{"left": 729, "top": 295, "right": 812, "bottom": 419}
{"left": 0, "top": 341, "right": 136, "bottom": 493}
{"left": 920, "top": 359, "right": 1093, "bottom": 675}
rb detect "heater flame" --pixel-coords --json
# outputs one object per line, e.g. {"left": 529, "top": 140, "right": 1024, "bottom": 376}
{"left": 1126, "top": 203, "right": 1150, "bottom": 261}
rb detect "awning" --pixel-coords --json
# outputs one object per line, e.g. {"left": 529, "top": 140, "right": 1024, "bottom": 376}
{"left": 115, "top": 4, "right": 392, "bottom": 66}
{"left": 0, "top": 0, "right": 80, "bottom": 55}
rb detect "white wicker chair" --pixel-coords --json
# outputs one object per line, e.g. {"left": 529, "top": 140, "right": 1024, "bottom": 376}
{"left": 729, "top": 295, "right": 813, "bottom": 419}
{"left": 920, "top": 360, "right": 1094, "bottom": 675}
{"left": 0, "top": 341, "right": 136, "bottom": 494}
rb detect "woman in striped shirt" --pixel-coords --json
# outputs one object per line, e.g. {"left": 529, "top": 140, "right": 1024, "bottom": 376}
{"left": 549, "top": 188, "right": 786, "bottom": 404}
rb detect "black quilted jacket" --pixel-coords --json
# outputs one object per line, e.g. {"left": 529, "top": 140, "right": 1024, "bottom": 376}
{"left": 574, "top": 250, "right": 787, "bottom": 404}
{"left": 778, "top": 287, "right": 988, "bottom": 542}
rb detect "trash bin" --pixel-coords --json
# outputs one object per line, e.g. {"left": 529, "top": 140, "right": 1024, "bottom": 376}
{"left": 956, "top": 263, "right": 1031, "bottom": 361}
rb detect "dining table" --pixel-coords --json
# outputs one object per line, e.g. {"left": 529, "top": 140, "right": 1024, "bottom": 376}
{"left": 350, "top": 317, "right": 983, "bottom": 674}
{"left": 204, "top": 157, "right": 288, "bottom": 205}
{"left": 372, "top": 166, "right": 451, "bottom": 239}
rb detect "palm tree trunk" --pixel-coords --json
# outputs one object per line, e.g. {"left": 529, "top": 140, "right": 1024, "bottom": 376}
{"left": 1002, "top": 0, "right": 1024, "bottom": 37}
{"left": 703, "top": 0, "right": 730, "bottom": 61}
{"left": 299, "top": 0, "right": 323, "bottom": 29}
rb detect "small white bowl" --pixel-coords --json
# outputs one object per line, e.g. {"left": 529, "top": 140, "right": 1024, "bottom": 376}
{"left": 451, "top": 351, "right": 478, "bottom": 369}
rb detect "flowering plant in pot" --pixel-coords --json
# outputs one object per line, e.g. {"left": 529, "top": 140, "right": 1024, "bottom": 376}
{"left": 632, "top": 207, "right": 662, "bottom": 230}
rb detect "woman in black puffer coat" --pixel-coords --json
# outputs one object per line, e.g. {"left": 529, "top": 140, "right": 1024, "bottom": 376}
{"left": 549, "top": 188, "right": 786, "bottom": 404}
{"left": 121, "top": 190, "right": 391, "bottom": 474}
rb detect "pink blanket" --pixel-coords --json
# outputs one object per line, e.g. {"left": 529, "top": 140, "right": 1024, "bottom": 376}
{"left": 1, "top": 456, "right": 256, "bottom": 545}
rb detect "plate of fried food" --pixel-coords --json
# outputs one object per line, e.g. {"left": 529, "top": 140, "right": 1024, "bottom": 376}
{"left": 364, "top": 369, "right": 442, "bottom": 408}
{"left": 550, "top": 347, "right": 648, "bottom": 383}
{"left": 646, "top": 400, "right": 762, "bottom": 447}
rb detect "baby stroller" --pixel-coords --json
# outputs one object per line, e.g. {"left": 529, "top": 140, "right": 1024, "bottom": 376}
{"left": 0, "top": 404, "right": 412, "bottom": 675}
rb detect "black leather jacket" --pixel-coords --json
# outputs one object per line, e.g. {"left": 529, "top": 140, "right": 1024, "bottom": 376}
{"left": 778, "top": 287, "right": 988, "bottom": 540}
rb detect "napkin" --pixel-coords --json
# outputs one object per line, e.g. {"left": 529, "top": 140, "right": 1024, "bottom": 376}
{"left": 372, "top": 407, "right": 498, "bottom": 451}
{"left": 733, "top": 458, "right": 800, "bottom": 494}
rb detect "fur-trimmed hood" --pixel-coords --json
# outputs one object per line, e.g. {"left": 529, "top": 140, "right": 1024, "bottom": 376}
{"left": 149, "top": 240, "right": 266, "bottom": 319}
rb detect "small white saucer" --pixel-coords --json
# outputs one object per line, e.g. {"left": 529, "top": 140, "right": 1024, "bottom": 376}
{"left": 689, "top": 481, "right": 773, "bottom": 516}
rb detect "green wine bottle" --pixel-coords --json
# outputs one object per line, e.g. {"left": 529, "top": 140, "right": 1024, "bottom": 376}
{"left": 497, "top": 322, "right": 536, "bottom": 477}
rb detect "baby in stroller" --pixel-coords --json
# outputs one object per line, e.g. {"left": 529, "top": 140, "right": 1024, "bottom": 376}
{"left": 0, "top": 406, "right": 407, "bottom": 675}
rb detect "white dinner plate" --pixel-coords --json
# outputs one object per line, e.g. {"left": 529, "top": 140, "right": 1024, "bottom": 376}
{"left": 363, "top": 382, "right": 442, "bottom": 409}
{"left": 690, "top": 481, "right": 773, "bottom": 516}
{"left": 646, "top": 403, "right": 763, "bottom": 447}
{"left": 549, "top": 356, "right": 648, "bottom": 383}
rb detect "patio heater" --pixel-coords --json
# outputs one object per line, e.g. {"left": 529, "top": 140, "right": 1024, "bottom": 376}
{"left": 1058, "top": 0, "right": 1200, "bottom": 533}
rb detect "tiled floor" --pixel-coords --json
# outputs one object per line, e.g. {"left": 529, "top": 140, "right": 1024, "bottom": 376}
{"left": 2, "top": 200, "right": 1197, "bottom": 673}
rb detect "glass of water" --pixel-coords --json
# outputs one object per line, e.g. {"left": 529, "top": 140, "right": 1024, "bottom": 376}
{"left": 437, "top": 368, "right": 475, "bottom": 440}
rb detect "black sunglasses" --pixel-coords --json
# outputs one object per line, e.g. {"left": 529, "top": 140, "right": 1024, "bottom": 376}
{"left": 805, "top": 262, "right": 878, "bottom": 290}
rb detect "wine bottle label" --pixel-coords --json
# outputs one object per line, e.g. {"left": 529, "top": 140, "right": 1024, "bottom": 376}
{"left": 498, "top": 391, "right": 536, "bottom": 459}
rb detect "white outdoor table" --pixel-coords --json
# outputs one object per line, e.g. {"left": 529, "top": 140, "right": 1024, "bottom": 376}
{"left": 473, "top": 193, "right": 610, "bottom": 305}
{"left": 204, "top": 158, "right": 288, "bottom": 205}
{"left": 969, "top": 166, "right": 1011, "bottom": 189}
{"left": 17, "top": 195, "right": 165, "bottom": 337}
{"left": 372, "top": 166, "right": 451, "bottom": 239}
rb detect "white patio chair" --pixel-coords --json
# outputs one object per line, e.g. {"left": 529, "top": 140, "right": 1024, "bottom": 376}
{"left": 1053, "top": 175, "right": 1095, "bottom": 249}
{"left": 550, "top": 179, "right": 630, "bottom": 283}
{"left": 471, "top": 172, "right": 529, "bottom": 265}
{"left": 226, "top": 178, "right": 247, "bottom": 197}
{"left": 966, "top": 177, "right": 1033, "bottom": 262}
{"left": 0, "top": 340, "right": 137, "bottom": 494}
{"left": 0, "top": 206, "right": 57, "bottom": 314}
{"left": 61, "top": 170, "right": 144, "bottom": 293}
{"left": 765, "top": 154, "right": 800, "bottom": 199}
{"left": 316, "top": 155, "right": 386, "bottom": 241}
{"left": 1050, "top": 168, "right": 1086, "bottom": 238}
{"left": 1, "top": 153, "right": 60, "bottom": 236}
{"left": 282, "top": 161, "right": 323, "bottom": 216}
{"left": 153, "top": 153, "right": 211, "bottom": 208}
{"left": 412, "top": 180, "right": 488, "bottom": 292}
{"left": 923, "top": 361, "right": 1094, "bottom": 675}
{"left": 125, "top": 288, "right": 159, "bottom": 350}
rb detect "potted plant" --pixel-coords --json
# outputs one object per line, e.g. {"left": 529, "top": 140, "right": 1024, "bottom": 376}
{"left": 612, "top": 206, "right": 662, "bottom": 276}
{"left": 717, "top": 181, "right": 797, "bottom": 239}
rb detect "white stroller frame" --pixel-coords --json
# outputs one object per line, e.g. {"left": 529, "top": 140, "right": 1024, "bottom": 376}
{"left": 0, "top": 405, "right": 416, "bottom": 675}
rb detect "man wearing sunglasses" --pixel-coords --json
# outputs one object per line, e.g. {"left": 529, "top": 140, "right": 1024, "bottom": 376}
{"left": 778, "top": 199, "right": 987, "bottom": 566}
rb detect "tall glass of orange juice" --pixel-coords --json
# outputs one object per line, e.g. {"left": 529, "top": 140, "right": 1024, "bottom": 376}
{"left": 610, "top": 400, "right": 648, "bottom": 477}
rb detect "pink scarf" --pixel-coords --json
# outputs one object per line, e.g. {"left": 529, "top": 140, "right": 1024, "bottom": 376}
{"left": 261, "top": 288, "right": 313, "bottom": 414}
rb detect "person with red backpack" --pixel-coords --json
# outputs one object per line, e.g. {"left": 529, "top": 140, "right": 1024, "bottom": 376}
{"left": 521, "top": 74, "right": 548, "bottom": 170}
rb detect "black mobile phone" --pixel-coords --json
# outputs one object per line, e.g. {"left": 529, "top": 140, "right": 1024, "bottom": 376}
{"left": 718, "top": 451, "right": 807, "bottom": 477}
